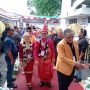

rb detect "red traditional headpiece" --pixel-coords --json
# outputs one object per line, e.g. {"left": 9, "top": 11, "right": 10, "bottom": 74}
{"left": 41, "top": 23, "right": 48, "bottom": 33}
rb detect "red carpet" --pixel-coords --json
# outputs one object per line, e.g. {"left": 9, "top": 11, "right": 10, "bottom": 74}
{"left": 14, "top": 65, "right": 84, "bottom": 90}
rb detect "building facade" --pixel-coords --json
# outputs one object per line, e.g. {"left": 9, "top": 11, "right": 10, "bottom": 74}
{"left": 60, "top": 0, "right": 90, "bottom": 30}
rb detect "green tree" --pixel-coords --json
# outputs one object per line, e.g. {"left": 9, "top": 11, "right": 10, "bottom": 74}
{"left": 27, "top": 0, "right": 36, "bottom": 15}
{"left": 27, "top": 0, "right": 62, "bottom": 16}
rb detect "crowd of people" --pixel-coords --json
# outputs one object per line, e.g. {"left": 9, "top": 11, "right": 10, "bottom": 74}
{"left": 0, "top": 23, "right": 90, "bottom": 90}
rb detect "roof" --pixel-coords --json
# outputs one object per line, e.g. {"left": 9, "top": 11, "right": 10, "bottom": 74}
{"left": 0, "top": 8, "right": 22, "bottom": 20}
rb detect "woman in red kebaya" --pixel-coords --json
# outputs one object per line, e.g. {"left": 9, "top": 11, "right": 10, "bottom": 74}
{"left": 19, "top": 32, "right": 34, "bottom": 90}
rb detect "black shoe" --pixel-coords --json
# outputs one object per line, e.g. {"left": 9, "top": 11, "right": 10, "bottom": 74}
{"left": 45, "top": 82, "right": 52, "bottom": 87}
{"left": 74, "top": 75, "right": 77, "bottom": 79}
{"left": 0, "top": 73, "right": 2, "bottom": 78}
{"left": 7, "top": 84, "right": 17, "bottom": 88}
{"left": 29, "top": 87, "right": 32, "bottom": 90}
{"left": 74, "top": 78, "right": 82, "bottom": 83}
{"left": 28, "top": 86, "right": 32, "bottom": 90}
{"left": 39, "top": 82, "right": 45, "bottom": 87}
{"left": 12, "top": 78, "right": 16, "bottom": 81}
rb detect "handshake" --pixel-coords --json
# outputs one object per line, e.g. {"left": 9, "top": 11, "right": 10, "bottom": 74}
{"left": 75, "top": 62, "right": 90, "bottom": 70}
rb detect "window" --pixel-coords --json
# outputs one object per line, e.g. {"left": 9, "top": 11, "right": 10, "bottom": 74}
{"left": 88, "top": 17, "right": 90, "bottom": 23}
{"left": 71, "top": 0, "right": 77, "bottom": 6}
{"left": 69, "top": 18, "right": 77, "bottom": 24}
{"left": 86, "top": 5, "right": 90, "bottom": 8}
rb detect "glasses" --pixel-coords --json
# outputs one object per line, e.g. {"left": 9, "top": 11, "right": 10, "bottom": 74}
{"left": 26, "top": 29, "right": 32, "bottom": 32}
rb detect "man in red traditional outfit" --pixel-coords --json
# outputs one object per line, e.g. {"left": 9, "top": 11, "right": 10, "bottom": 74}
{"left": 34, "top": 23, "right": 55, "bottom": 87}
{"left": 19, "top": 32, "right": 34, "bottom": 90}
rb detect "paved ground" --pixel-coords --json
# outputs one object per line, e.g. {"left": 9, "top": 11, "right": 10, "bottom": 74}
{"left": 2, "top": 65, "right": 83, "bottom": 90}
{"left": 0, "top": 54, "right": 90, "bottom": 89}
{"left": 0, "top": 54, "right": 7, "bottom": 87}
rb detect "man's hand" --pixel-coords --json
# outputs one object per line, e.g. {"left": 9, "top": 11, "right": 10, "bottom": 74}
{"left": 75, "top": 62, "right": 90, "bottom": 69}
{"left": 82, "top": 63, "right": 90, "bottom": 68}
{"left": 20, "top": 61, "right": 26, "bottom": 68}
{"left": 35, "top": 61, "right": 39, "bottom": 65}
{"left": 75, "top": 62, "right": 84, "bottom": 70}
{"left": 11, "top": 60, "right": 15, "bottom": 65}
{"left": 20, "top": 61, "right": 23, "bottom": 67}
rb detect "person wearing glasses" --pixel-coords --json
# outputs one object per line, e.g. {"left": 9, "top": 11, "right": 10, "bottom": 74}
{"left": 3, "top": 27, "right": 18, "bottom": 88}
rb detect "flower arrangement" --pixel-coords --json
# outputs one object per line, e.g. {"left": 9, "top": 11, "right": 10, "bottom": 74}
{"left": 84, "top": 77, "right": 90, "bottom": 90}
{"left": 13, "top": 59, "right": 21, "bottom": 77}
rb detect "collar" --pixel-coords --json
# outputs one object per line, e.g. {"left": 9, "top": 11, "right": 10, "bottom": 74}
{"left": 7, "top": 35, "right": 12, "bottom": 38}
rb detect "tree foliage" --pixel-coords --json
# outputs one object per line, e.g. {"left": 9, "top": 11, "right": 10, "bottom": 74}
{"left": 27, "top": 0, "right": 36, "bottom": 15}
{"left": 27, "top": 0, "right": 62, "bottom": 16}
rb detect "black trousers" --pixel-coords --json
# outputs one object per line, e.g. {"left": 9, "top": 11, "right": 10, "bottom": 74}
{"left": 57, "top": 68, "right": 75, "bottom": 90}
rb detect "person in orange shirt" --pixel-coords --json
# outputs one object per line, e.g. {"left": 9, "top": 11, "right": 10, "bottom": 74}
{"left": 56, "top": 28, "right": 89, "bottom": 90}
{"left": 21, "top": 27, "right": 36, "bottom": 44}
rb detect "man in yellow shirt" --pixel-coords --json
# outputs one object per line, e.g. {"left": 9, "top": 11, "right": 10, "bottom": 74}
{"left": 56, "top": 28, "right": 89, "bottom": 90}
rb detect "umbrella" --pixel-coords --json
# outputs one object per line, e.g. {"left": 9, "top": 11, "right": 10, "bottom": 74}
{"left": 55, "top": 25, "right": 62, "bottom": 33}
{"left": 0, "top": 21, "right": 5, "bottom": 35}
{"left": 4, "top": 22, "right": 13, "bottom": 28}
{"left": 67, "top": 23, "right": 83, "bottom": 35}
